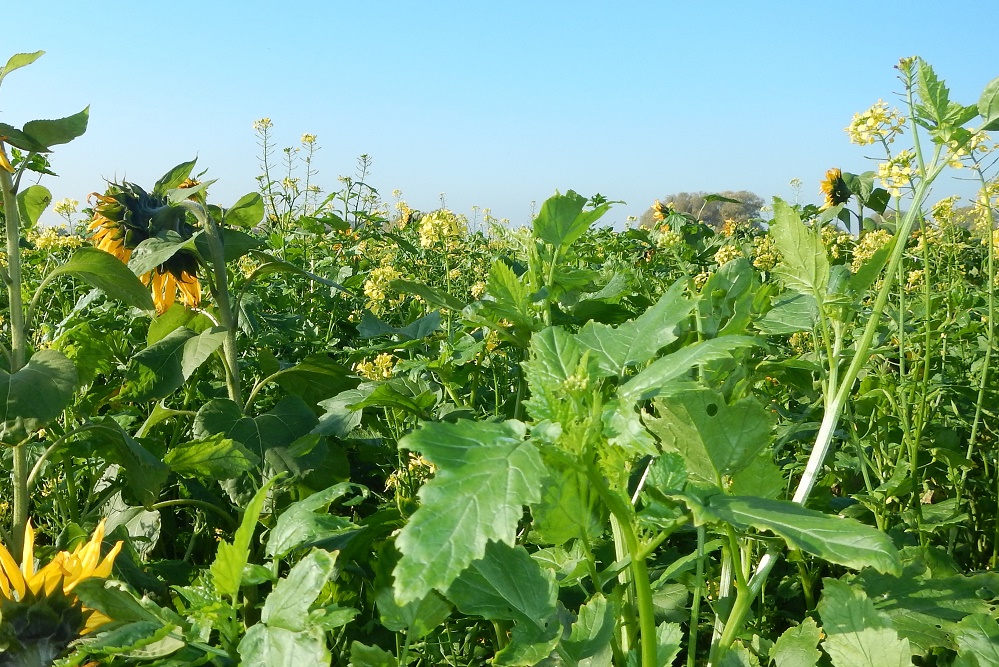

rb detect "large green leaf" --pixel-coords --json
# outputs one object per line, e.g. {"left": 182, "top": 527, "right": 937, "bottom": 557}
{"left": 195, "top": 395, "right": 317, "bottom": 458}
{"left": 261, "top": 549, "right": 340, "bottom": 630}
{"left": 692, "top": 496, "right": 902, "bottom": 575}
{"left": 121, "top": 326, "right": 226, "bottom": 401}
{"left": 532, "top": 190, "right": 609, "bottom": 251}
{"left": 153, "top": 159, "right": 197, "bottom": 195}
{"left": 211, "top": 476, "right": 278, "bottom": 599}
{"left": 817, "top": 578, "right": 912, "bottom": 667}
{"left": 17, "top": 184, "right": 50, "bottom": 230}
{"left": 769, "top": 197, "right": 829, "bottom": 299}
{"left": 163, "top": 434, "right": 259, "bottom": 480}
{"left": 979, "top": 75, "right": 999, "bottom": 131}
{"left": 390, "top": 278, "right": 465, "bottom": 312}
{"left": 86, "top": 418, "right": 170, "bottom": 508}
{"left": 128, "top": 232, "right": 199, "bottom": 277}
{"left": 46, "top": 247, "right": 155, "bottom": 312}
{"left": 266, "top": 483, "right": 362, "bottom": 560}
{"left": 223, "top": 192, "right": 265, "bottom": 228}
{"left": 446, "top": 541, "right": 560, "bottom": 666}
{"left": 853, "top": 560, "right": 998, "bottom": 654}
{"left": 647, "top": 389, "right": 773, "bottom": 486}
{"left": 770, "top": 617, "right": 823, "bottom": 667}
{"left": 563, "top": 594, "right": 615, "bottom": 662}
{"left": 755, "top": 293, "right": 817, "bottom": 335}
{"left": 238, "top": 625, "right": 330, "bottom": 667}
{"left": 21, "top": 106, "right": 89, "bottom": 149}
{"left": 393, "top": 419, "right": 547, "bottom": 603}
{"left": 446, "top": 541, "right": 556, "bottom": 623}
{"left": 0, "top": 51, "right": 44, "bottom": 84}
{"left": 0, "top": 350, "right": 78, "bottom": 443}
{"left": 576, "top": 280, "right": 692, "bottom": 376}
{"left": 952, "top": 614, "right": 999, "bottom": 667}
{"left": 474, "top": 260, "right": 535, "bottom": 330}
{"left": 349, "top": 642, "right": 398, "bottom": 667}
{"left": 522, "top": 326, "right": 585, "bottom": 422}
{"left": 267, "top": 354, "right": 355, "bottom": 408}
{"left": 618, "top": 336, "right": 759, "bottom": 404}
{"left": 377, "top": 585, "right": 451, "bottom": 640}
{"left": 194, "top": 226, "right": 262, "bottom": 263}
{"left": 531, "top": 461, "right": 604, "bottom": 546}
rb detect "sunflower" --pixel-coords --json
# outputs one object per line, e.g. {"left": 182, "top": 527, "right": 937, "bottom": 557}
{"left": 88, "top": 181, "right": 202, "bottom": 314}
{"left": 819, "top": 168, "right": 852, "bottom": 209}
{"left": 0, "top": 520, "right": 122, "bottom": 663}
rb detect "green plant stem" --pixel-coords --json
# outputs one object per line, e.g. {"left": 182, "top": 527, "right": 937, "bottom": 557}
{"left": 687, "top": 526, "right": 706, "bottom": 667}
{"left": 180, "top": 201, "right": 243, "bottom": 407}
{"left": 2, "top": 161, "right": 30, "bottom": 559}
{"left": 584, "top": 462, "right": 657, "bottom": 667}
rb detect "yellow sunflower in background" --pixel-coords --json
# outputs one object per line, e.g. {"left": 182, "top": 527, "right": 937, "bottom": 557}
{"left": 819, "top": 168, "right": 852, "bottom": 209}
{"left": 88, "top": 181, "right": 202, "bottom": 314}
{"left": 0, "top": 520, "right": 122, "bottom": 663}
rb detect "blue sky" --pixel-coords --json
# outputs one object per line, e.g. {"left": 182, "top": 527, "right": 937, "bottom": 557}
{"left": 4, "top": 1, "right": 998, "bottom": 228}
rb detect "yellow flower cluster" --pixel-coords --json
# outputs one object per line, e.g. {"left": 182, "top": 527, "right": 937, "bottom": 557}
{"left": 693, "top": 271, "right": 711, "bottom": 290}
{"left": 418, "top": 209, "right": 467, "bottom": 249}
{"left": 28, "top": 227, "right": 85, "bottom": 252}
{"left": 905, "top": 269, "right": 925, "bottom": 292}
{"left": 52, "top": 198, "right": 79, "bottom": 218}
{"left": 301, "top": 133, "right": 317, "bottom": 145}
{"left": 253, "top": 117, "right": 273, "bottom": 132}
{"left": 713, "top": 245, "right": 743, "bottom": 265}
{"left": 393, "top": 199, "right": 415, "bottom": 228}
{"left": 720, "top": 218, "right": 740, "bottom": 237}
{"left": 877, "top": 150, "right": 915, "bottom": 198}
{"left": 946, "top": 132, "right": 994, "bottom": 169}
{"left": 354, "top": 352, "right": 397, "bottom": 381}
{"left": 471, "top": 281, "right": 487, "bottom": 299}
{"left": 385, "top": 453, "right": 437, "bottom": 491}
{"left": 820, "top": 225, "right": 852, "bottom": 260}
{"left": 752, "top": 235, "right": 779, "bottom": 271}
{"left": 363, "top": 265, "right": 402, "bottom": 314}
{"left": 846, "top": 100, "right": 906, "bottom": 145}
{"left": 789, "top": 331, "right": 813, "bottom": 356}
{"left": 911, "top": 225, "right": 945, "bottom": 255}
{"left": 851, "top": 229, "right": 893, "bottom": 273}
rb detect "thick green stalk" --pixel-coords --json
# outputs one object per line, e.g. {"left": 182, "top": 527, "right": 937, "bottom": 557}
{"left": 180, "top": 201, "right": 243, "bottom": 407}
{"left": 1, "top": 162, "right": 30, "bottom": 558}
{"left": 585, "top": 463, "right": 657, "bottom": 667}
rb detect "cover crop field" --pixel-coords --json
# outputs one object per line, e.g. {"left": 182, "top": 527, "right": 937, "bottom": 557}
{"left": 2, "top": 51, "right": 999, "bottom": 666}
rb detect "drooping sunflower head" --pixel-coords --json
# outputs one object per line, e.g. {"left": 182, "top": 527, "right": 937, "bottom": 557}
{"left": 819, "top": 168, "right": 852, "bottom": 209}
{"left": 88, "top": 181, "right": 202, "bottom": 313}
{"left": 0, "top": 520, "right": 123, "bottom": 662}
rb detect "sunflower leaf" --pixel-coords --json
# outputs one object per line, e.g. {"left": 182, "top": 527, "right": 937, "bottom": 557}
{"left": 16, "top": 184, "right": 50, "bottom": 231}
{"left": 223, "top": 192, "right": 265, "bottom": 228}
{"left": 153, "top": 159, "right": 198, "bottom": 195}
{"left": 0, "top": 51, "right": 44, "bottom": 84}
{"left": 20, "top": 106, "right": 89, "bottom": 150}
{"left": 47, "top": 247, "right": 156, "bottom": 312}
{"left": 0, "top": 349, "right": 78, "bottom": 443}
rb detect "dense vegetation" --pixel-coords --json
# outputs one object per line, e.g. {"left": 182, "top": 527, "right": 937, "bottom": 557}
{"left": 1, "top": 51, "right": 999, "bottom": 666}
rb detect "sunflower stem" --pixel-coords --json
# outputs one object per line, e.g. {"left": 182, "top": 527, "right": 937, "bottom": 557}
{"left": 1, "top": 152, "right": 31, "bottom": 560}
{"left": 180, "top": 201, "right": 243, "bottom": 407}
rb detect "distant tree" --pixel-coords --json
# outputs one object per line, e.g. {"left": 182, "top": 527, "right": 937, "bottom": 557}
{"left": 639, "top": 190, "right": 764, "bottom": 229}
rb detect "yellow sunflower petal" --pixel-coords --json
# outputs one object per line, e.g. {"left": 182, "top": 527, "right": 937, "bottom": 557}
{"left": 21, "top": 520, "right": 35, "bottom": 581}
{"left": 81, "top": 609, "right": 113, "bottom": 635}
{"left": 0, "top": 539, "right": 25, "bottom": 600}
{"left": 90, "top": 540, "right": 123, "bottom": 580}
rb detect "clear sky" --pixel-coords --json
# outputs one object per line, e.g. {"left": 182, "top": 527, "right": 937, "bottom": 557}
{"left": 4, "top": 1, "right": 998, "bottom": 228}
